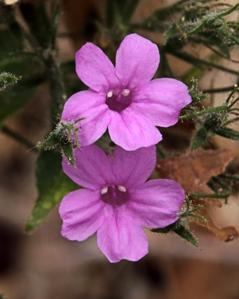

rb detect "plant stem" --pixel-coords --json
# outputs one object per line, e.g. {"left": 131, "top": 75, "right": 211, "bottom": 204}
{"left": 47, "top": 54, "right": 67, "bottom": 125}
{"left": 189, "top": 191, "right": 230, "bottom": 199}
{"left": 1, "top": 125, "right": 37, "bottom": 153}
{"left": 204, "top": 85, "right": 238, "bottom": 93}
{"left": 167, "top": 50, "right": 239, "bottom": 76}
{"left": 45, "top": 1, "right": 66, "bottom": 125}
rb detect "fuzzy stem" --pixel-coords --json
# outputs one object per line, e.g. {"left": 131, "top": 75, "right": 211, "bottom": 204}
{"left": 46, "top": 54, "right": 67, "bottom": 125}
{"left": 168, "top": 50, "right": 239, "bottom": 76}
{"left": 1, "top": 125, "right": 37, "bottom": 152}
{"left": 204, "top": 85, "right": 238, "bottom": 93}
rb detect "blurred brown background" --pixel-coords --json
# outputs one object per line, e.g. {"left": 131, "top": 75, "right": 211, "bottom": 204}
{"left": 0, "top": 0, "right": 239, "bottom": 298}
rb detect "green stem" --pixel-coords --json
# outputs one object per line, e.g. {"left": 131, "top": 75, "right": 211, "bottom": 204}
{"left": 204, "top": 85, "right": 238, "bottom": 93}
{"left": 1, "top": 125, "right": 37, "bottom": 152}
{"left": 47, "top": 54, "right": 67, "bottom": 124}
{"left": 221, "top": 174, "right": 239, "bottom": 181}
{"left": 167, "top": 50, "right": 239, "bottom": 76}
{"left": 189, "top": 191, "right": 230, "bottom": 199}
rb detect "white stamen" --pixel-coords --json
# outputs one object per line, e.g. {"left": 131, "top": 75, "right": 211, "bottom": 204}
{"left": 122, "top": 89, "right": 130, "bottom": 97}
{"left": 107, "top": 90, "right": 114, "bottom": 98}
{"left": 101, "top": 186, "right": 108, "bottom": 195}
{"left": 118, "top": 185, "right": 127, "bottom": 192}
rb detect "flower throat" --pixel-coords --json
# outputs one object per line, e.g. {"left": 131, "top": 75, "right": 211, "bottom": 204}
{"left": 106, "top": 88, "right": 132, "bottom": 112}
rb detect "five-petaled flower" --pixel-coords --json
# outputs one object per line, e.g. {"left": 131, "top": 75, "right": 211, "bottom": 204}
{"left": 61, "top": 33, "right": 192, "bottom": 151}
{"left": 59, "top": 145, "right": 185, "bottom": 263}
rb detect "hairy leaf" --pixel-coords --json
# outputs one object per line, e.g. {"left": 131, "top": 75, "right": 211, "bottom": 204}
{"left": 214, "top": 127, "right": 239, "bottom": 141}
{"left": 191, "top": 125, "right": 209, "bottom": 149}
{"left": 173, "top": 223, "right": 198, "bottom": 246}
{"left": 25, "top": 151, "right": 77, "bottom": 232}
{"left": 153, "top": 221, "right": 198, "bottom": 246}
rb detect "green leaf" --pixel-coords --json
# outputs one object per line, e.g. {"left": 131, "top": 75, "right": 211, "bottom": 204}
{"left": 191, "top": 125, "right": 209, "bottom": 149}
{"left": 25, "top": 151, "right": 77, "bottom": 232}
{"left": 0, "top": 53, "right": 43, "bottom": 78}
{"left": 152, "top": 221, "right": 198, "bottom": 246}
{"left": 0, "top": 77, "right": 42, "bottom": 123}
{"left": 0, "top": 54, "right": 44, "bottom": 123}
{"left": 0, "top": 27, "right": 22, "bottom": 56}
{"left": 173, "top": 223, "right": 198, "bottom": 246}
{"left": 190, "top": 106, "right": 229, "bottom": 149}
{"left": 214, "top": 127, "right": 239, "bottom": 141}
{"left": 37, "top": 122, "right": 79, "bottom": 164}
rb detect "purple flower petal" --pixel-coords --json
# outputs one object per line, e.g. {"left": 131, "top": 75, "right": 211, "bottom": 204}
{"left": 78, "top": 105, "right": 111, "bottom": 146}
{"left": 61, "top": 90, "right": 110, "bottom": 146}
{"left": 115, "top": 33, "right": 160, "bottom": 88}
{"left": 110, "top": 146, "right": 156, "bottom": 188}
{"left": 76, "top": 43, "right": 119, "bottom": 92}
{"left": 62, "top": 145, "right": 113, "bottom": 190}
{"left": 97, "top": 207, "right": 148, "bottom": 263}
{"left": 128, "top": 179, "right": 185, "bottom": 229}
{"left": 59, "top": 189, "right": 104, "bottom": 241}
{"left": 108, "top": 109, "right": 162, "bottom": 150}
{"left": 131, "top": 78, "right": 192, "bottom": 127}
{"left": 61, "top": 90, "right": 105, "bottom": 121}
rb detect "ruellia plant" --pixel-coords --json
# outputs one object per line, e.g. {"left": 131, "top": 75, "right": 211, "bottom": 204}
{"left": 0, "top": 0, "right": 239, "bottom": 262}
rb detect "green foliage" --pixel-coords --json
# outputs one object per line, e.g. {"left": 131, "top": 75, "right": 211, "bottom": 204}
{"left": 165, "top": 3, "right": 239, "bottom": 43}
{"left": 0, "top": 54, "right": 44, "bottom": 123}
{"left": 132, "top": 1, "right": 239, "bottom": 77}
{"left": 180, "top": 86, "right": 239, "bottom": 149}
{"left": 0, "top": 72, "right": 20, "bottom": 91}
{"left": 152, "top": 221, "right": 198, "bottom": 246}
{"left": 0, "top": 78, "right": 36, "bottom": 123}
{"left": 214, "top": 127, "right": 239, "bottom": 141}
{"left": 209, "top": 167, "right": 239, "bottom": 197}
{"left": 134, "top": 1, "right": 239, "bottom": 53}
{"left": 191, "top": 124, "right": 209, "bottom": 149}
{"left": 106, "top": 0, "right": 140, "bottom": 27}
{"left": 189, "top": 79, "right": 206, "bottom": 103}
{"left": 0, "top": 26, "right": 23, "bottom": 56}
{"left": 38, "top": 122, "right": 80, "bottom": 164}
{"left": 191, "top": 109, "right": 228, "bottom": 149}
{"left": 25, "top": 151, "right": 77, "bottom": 232}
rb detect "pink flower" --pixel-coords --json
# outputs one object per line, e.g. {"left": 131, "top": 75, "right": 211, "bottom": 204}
{"left": 59, "top": 145, "right": 185, "bottom": 263}
{"left": 61, "top": 33, "right": 192, "bottom": 151}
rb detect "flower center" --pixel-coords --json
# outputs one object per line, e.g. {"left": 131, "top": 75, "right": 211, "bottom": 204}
{"left": 106, "top": 88, "right": 132, "bottom": 112}
{"left": 100, "top": 185, "right": 128, "bottom": 206}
